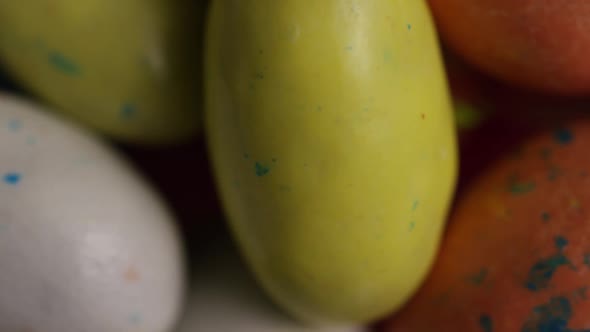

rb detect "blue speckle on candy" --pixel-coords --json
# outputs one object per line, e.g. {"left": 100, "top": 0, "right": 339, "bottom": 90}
{"left": 554, "top": 128, "right": 573, "bottom": 145}
{"left": 48, "top": 51, "right": 81, "bottom": 76}
{"left": 3, "top": 172, "right": 21, "bottom": 185}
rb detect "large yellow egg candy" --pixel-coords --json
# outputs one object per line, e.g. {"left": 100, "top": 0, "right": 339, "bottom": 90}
{"left": 0, "top": 0, "right": 203, "bottom": 145}
{"left": 205, "top": 0, "right": 458, "bottom": 325}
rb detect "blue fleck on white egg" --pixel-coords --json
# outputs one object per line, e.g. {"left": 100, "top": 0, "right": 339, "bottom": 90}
{"left": 0, "top": 93, "right": 186, "bottom": 332}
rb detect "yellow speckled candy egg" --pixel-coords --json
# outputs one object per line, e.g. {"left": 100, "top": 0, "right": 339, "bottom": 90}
{"left": 0, "top": 93, "right": 185, "bottom": 331}
{"left": 0, "top": 0, "right": 204, "bottom": 145}
{"left": 205, "top": 0, "right": 457, "bottom": 324}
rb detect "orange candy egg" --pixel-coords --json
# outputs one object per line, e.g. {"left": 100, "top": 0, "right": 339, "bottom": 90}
{"left": 380, "top": 120, "right": 590, "bottom": 331}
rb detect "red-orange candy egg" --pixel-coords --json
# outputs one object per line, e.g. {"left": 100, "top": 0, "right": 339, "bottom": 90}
{"left": 380, "top": 119, "right": 590, "bottom": 331}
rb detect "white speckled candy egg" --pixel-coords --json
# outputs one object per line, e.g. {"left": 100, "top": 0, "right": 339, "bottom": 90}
{"left": 177, "top": 235, "right": 368, "bottom": 332}
{"left": 0, "top": 93, "right": 186, "bottom": 331}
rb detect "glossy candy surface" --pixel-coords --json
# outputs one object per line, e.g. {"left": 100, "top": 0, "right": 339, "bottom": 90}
{"left": 381, "top": 119, "right": 590, "bottom": 331}
{"left": 428, "top": 0, "right": 590, "bottom": 95}
{"left": 0, "top": 93, "right": 185, "bottom": 332}
{"left": 0, "top": 0, "right": 204, "bottom": 144}
{"left": 205, "top": 0, "right": 457, "bottom": 324}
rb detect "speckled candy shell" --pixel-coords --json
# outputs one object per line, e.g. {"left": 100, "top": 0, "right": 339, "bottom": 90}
{"left": 381, "top": 120, "right": 590, "bottom": 331}
{"left": 0, "top": 93, "right": 185, "bottom": 332}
